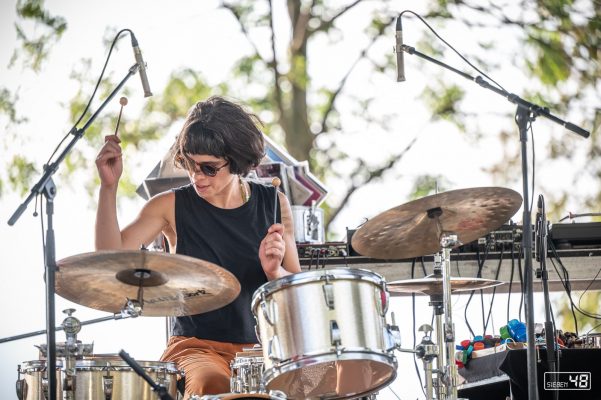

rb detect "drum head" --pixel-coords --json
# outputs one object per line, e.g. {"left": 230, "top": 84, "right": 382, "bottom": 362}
{"left": 200, "top": 394, "right": 277, "bottom": 399}
{"left": 266, "top": 357, "right": 395, "bottom": 399}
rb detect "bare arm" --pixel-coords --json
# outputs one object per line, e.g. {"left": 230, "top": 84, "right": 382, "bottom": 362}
{"left": 94, "top": 134, "right": 174, "bottom": 250}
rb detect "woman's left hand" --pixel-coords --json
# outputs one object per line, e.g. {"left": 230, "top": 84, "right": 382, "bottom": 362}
{"left": 259, "top": 223, "right": 286, "bottom": 280}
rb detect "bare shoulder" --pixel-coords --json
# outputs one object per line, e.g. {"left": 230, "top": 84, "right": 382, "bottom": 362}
{"left": 142, "top": 190, "right": 175, "bottom": 214}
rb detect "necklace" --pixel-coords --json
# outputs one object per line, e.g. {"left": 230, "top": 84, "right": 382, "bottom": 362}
{"left": 239, "top": 176, "right": 249, "bottom": 204}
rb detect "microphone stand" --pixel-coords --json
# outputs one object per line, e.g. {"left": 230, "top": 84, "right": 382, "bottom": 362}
{"left": 7, "top": 63, "right": 141, "bottom": 400}
{"left": 535, "top": 195, "right": 558, "bottom": 400}
{"left": 0, "top": 312, "right": 132, "bottom": 344}
{"left": 119, "top": 350, "right": 174, "bottom": 400}
{"left": 399, "top": 44, "right": 589, "bottom": 400}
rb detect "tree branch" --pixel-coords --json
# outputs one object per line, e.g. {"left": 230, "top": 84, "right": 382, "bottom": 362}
{"left": 312, "top": 0, "right": 364, "bottom": 33}
{"left": 267, "top": 0, "right": 284, "bottom": 117}
{"left": 316, "top": 16, "right": 395, "bottom": 137}
{"left": 221, "top": 1, "right": 268, "bottom": 64}
{"left": 326, "top": 135, "right": 418, "bottom": 228}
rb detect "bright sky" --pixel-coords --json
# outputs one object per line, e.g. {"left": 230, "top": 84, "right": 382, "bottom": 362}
{"left": 0, "top": 1, "right": 598, "bottom": 399}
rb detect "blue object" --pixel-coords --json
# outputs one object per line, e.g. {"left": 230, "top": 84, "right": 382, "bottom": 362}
{"left": 474, "top": 335, "right": 484, "bottom": 341}
{"left": 507, "top": 319, "right": 527, "bottom": 342}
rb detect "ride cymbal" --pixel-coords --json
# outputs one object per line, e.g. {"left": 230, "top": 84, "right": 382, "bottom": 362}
{"left": 351, "top": 187, "right": 522, "bottom": 259}
{"left": 56, "top": 250, "right": 240, "bottom": 317}
{"left": 388, "top": 276, "right": 504, "bottom": 296}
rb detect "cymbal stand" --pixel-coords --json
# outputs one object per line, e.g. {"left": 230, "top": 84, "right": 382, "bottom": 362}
{"left": 440, "top": 233, "right": 460, "bottom": 400}
{"left": 7, "top": 62, "right": 141, "bottom": 400}
{"left": 415, "top": 324, "right": 439, "bottom": 400}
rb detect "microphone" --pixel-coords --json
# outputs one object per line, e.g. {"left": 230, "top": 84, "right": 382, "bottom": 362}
{"left": 535, "top": 195, "right": 547, "bottom": 262}
{"left": 395, "top": 15, "right": 405, "bottom": 82}
{"left": 130, "top": 33, "right": 153, "bottom": 97}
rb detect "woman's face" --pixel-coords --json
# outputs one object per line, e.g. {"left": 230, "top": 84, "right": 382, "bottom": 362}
{"left": 184, "top": 154, "right": 234, "bottom": 198}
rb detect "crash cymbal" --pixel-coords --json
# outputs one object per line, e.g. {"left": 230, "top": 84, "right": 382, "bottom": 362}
{"left": 388, "top": 276, "right": 504, "bottom": 296}
{"left": 351, "top": 187, "right": 522, "bottom": 259}
{"left": 56, "top": 250, "right": 241, "bottom": 317}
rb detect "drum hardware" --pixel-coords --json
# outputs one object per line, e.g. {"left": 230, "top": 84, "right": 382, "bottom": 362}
{"left": 55, "top": 250, "right": 241, "bottom": 316}
{"left": 118, "top": 349, "right": 175, "bottom": 400}
{"left": 16, "top": 360, "right": 64, "bottom": 400}
{"left": 351, "top": 187, "right": 522, "bottom": 400}
{"left": 252, "top": 268, "right": 399, "bottom": 399}
{"left": 7, "top": 58, "right": 153, "bottom": 400}
{"left": 415, "top": 324, "right": 439, "bottom": 400}
{"left": 74, "top": 354, "right": 179, "bottom": 400}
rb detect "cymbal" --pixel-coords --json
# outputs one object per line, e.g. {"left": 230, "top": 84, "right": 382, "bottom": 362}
{"left": 351, "top": 187, "right": 522, "bottom": 259}
{"left": 56, "top": 250, "right": 241, "bottom": 317}
{"left": 388, "top": 276, "right": 504, "bottom": 296}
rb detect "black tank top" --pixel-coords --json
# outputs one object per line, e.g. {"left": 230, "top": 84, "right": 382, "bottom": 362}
{"left": 170, "top": 181, "right": 279, "bottom": 343}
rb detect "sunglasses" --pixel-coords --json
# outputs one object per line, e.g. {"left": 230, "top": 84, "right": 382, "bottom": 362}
{"left": 184, "top": 158, "right": 229, "bottom": 177}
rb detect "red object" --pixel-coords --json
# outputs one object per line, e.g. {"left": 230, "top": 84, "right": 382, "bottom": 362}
{"left": 460, "top": 339, "right": 471, "bottom": 348}
{"left": 473, "top": 342, "right": 485, "bottom": 350}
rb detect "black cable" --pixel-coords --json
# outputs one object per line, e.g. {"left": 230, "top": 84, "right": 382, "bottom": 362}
{"left": 399, "top": 10, "right": 507, "bottom": 93}
{"left": 529, "top": 124, "right": 535, "bottom": 215}
{"left": 507, "top": 236, "right": 516, "bottom": 322}
{"left": 577, "top": 264, "right": 601, "bottom": 311}
{"left": 45, "top": 28, "right": 134, "bottom": 166}
{"left": 420, "top": 256, "right": 427, "bottom": 276}
{"left": 517, "top": 245, "right": 524, "bottom": 321}
{"left": 548, "top": 241, "right": 601, "bottom": 335}
{"left": 484, "top": 246, "right": 505, "bottom": 332}
{"left": 464, "top": 242, "right": 491, "bottom": 337}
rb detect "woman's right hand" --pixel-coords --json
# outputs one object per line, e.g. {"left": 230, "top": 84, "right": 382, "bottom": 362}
{"left": 95, "top": 135, "right": 123, "bottom": 188}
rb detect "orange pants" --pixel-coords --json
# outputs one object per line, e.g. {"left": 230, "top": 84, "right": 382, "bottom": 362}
{"left": 160, "top": 336, "right": 255, "bottom": 399}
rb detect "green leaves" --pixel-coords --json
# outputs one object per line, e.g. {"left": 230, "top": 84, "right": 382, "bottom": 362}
{"left": 12, "top": 0, "right": 67, "bottom": 72}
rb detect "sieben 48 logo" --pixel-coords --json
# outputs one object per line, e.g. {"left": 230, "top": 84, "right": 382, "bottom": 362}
{"left": 544, "top": 372, "right": 591, "bottom": 391}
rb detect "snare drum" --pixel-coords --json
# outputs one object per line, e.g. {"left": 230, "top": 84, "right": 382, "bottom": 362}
{"left": 74, "top": 355, "right": 179, "bottom": 399}
{"left": 252, "top": 268, "right": 398, "bottom": 399}
{"left": 16, "top": 360, "right": 63, "bottom": 400}
{"left": 230, "top": 349, "right": 265, "bottom": 393}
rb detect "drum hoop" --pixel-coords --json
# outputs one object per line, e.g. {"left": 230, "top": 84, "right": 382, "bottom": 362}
{"left": 21, "top": 360, "right": 63, "bottom": 370}
{"left": 75, "top": 359, "right": 179, "bottom": 373}
{"left": 251, "top": 268, "right": 386, "bottom": 310}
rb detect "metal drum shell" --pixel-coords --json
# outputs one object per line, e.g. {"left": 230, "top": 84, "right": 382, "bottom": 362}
{"left": 73, "top": 355, "right": 179, "bottom": 400}
{"left": 17, "top": 360, "right": 63, "bottom": 400}
{"left": 251, "top": 268, "right": 396, "bottom": 399}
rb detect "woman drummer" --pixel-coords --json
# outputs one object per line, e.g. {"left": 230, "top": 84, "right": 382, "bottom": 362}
{"left": 94, "top": 95, "right": 301, "bottom": 398}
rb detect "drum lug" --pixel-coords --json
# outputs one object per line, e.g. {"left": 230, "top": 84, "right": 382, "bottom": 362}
{"left": 15, "top": 378, "right": 27, "bottom": 400}
{"left": 103, "top": 372, "right": 114, "bottom": 400}
{"left": 268, "top": 335, "right": 282, "bottom": 362}
{"left": 322, "top": 282, "right": 335, "bottom": 309}
{"left": 385, "top": 312, "right": 402, "bottom": 351}
{"left": 381, "top": 282, "right": 390, "bottom": 316}
{"left": 254, "top": 324, "right": 262, "bottom": 344}
{"left": 261, "top": 295, "right": 277, "bottom": 326}
{"left": 330, "top": 320, "right": 341, "bottom": 349}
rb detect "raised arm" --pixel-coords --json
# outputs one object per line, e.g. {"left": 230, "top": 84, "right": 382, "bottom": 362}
{"left": 94, "top": 134, "right": 173, "bottom": 250}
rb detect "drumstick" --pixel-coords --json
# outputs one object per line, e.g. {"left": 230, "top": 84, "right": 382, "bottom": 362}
{"left": 272, "top": 177, "right": 281, "bottom": 225}
{"left": 114, "top": 96, "right": 128, "bottom": 137}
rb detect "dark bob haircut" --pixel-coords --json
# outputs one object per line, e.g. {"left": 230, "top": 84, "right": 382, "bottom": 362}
{"left": 173, "top": 96, "right": 265, "bottom": 175}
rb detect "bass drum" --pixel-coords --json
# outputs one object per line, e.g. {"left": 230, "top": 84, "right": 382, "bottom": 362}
{"left": 252, "top": 268, "right": 397, "bottom": 399}
{"left": 74, "top": 355, "right": 179, "bottom": 399}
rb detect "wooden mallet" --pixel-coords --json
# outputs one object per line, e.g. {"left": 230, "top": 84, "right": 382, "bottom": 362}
{"left": 272, "top": 177, "right": 281, "bottom": 225}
